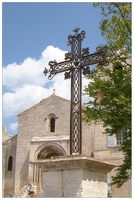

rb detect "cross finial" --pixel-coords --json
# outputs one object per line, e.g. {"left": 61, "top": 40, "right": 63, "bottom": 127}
{"left": 53, "top": 89, "right": 55, "bottom": 94}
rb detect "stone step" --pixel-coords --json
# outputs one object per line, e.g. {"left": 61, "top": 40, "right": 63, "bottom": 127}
{"left": 35, "top": 192, "right": 44, "bottom": 198}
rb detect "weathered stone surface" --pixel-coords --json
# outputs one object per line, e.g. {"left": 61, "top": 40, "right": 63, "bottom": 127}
{"left": 2, "top": 127, "right": 17, "bottom": 197}
{"left": 2, "top": 125, "right": 12, "bottom": 142}
{"left": 2, "top": 93, "right": 132, "bottom": 197}
{"left": 41, "top": 155, "right": 116, "bottom": 197}
{"left": 32, "top": 155, "right": 116, "bottom": 173}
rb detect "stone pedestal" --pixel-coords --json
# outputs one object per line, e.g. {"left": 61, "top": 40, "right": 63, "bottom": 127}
{"left": 36, "top": 155, "right": 116, "bottom": 198}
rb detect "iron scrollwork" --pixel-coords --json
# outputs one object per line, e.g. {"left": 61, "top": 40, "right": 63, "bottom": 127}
{"left": 81, "top": 49, "right": 109, "bottom": 67}
{"left": 96, "top": 45, "right": 108, "bottom": 53}
{"left": 43, "top": 28, "right": 108, "bottom": 155}
{"left": 65, "top": 52, "right": 72, "bottom": 60}
{"left": 80, "top": 30, "right": 86, "bottom": 41}
{"left": 83, "top": 66, "right": 90, "bottom": 75}
{"left": 43, "top": 68, "right": 50, "bottom": 76}
{"left": 82, "top": 47, "right": 89, "bottom": 56}
{"left": 67, "top": 35, "right": 73, "bottom": 46}
{"left": 64, "top": 71, "right": 71, "bottom": 79}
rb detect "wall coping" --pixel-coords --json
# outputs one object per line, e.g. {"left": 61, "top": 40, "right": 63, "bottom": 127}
{"left": 30, "top": 155, "right": 117, "bottom": 173}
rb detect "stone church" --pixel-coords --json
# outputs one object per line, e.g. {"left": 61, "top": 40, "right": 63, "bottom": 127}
{"left": 2, "top": 92, "right": 131, "bottom": 197}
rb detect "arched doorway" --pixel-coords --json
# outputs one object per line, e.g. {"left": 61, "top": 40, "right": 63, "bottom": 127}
{"left": 37, "top": 144, "right": 66, "bottom": 159}
{"left": 31, "top": 143, "right": 67, "bottom": 190}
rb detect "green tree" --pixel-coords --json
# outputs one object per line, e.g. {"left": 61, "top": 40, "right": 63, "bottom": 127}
{"left": 94, "top": 2, "right": 131, "bottom": 53}
{"left": 83, "top": 3, "right": 131, "bottom": 188}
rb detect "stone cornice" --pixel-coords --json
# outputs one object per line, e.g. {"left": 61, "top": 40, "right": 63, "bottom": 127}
{"left": 30, "top": 155, "right": 116, "bottom": 173}
{"left": 31, "top": 135, "right": 70, "bottom": 142}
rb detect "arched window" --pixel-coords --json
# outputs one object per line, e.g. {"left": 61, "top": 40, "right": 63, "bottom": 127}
{"left": 8, "top": 156, "right": 13, "bottom": 171}
{"left": 50, "top": 118, "right": 55, "bottom": 132}
{"left": 47, "top": 113, "right": 57, "bottom": 133}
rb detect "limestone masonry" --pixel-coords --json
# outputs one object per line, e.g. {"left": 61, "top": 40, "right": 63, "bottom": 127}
{"left": 2, "top": 93, "right": 132, "bottom": 197}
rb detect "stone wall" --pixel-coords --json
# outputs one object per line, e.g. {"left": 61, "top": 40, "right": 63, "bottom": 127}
{"left": 41, "top": 155, "right": 115, "bottom": 197}
{"left": 2, "top": 125, "right": 12, "bottom": 143}
{"left": 14, "top": 94, "right": 92, "bottom": 194}
{"left": 3, "top": 93, "right": 131, "bottom": 197}
{"left": 2, "top": 135, "right": 17, "bottom": 197}
{"left": 93, "top": 122, "right": 132, "bottom": 197}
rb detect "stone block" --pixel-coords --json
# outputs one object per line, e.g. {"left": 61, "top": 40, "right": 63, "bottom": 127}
{"left": 40, "top": 155, "right": 116, "bottom": 197}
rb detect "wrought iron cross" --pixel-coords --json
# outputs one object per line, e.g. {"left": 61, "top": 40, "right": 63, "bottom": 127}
{"left": 43, "top": 28, "right": 108, "bottom": 155}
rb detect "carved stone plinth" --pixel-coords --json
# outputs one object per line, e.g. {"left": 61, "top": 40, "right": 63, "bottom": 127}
{"left": 33, "top": 155, "right": 116, "bottom": 197}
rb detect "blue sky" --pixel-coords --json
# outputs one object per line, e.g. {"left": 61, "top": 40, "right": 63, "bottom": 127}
{"left": 2, "top": 2, "right": 106, "bottom": 66}
{"left": 2, "top": 2, "right": 107, "bottom": 136}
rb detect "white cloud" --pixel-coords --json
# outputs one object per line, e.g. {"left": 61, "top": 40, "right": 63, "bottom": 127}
{"left": 2, "top": 45, "right": 90, "bottom": 118}
{"left": 41, "top": 45, "right": 66, "bottom": 62}
{"left": 9, "top": 122, "right": 18, "bottom": 131}
{"left": 3, "top": 85, "right": 53, "bottom": 117}
{"left": 3, "top": 46, "right": 66, "bottom": 91}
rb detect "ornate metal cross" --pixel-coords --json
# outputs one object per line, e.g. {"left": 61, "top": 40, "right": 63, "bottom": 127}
{"left": 43, "top": 28, "right": 108, "bottom": 155}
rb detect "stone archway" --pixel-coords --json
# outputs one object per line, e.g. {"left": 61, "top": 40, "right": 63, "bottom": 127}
{"left": 34, "top": 142, "right": 67, "bottom": 161}
{"left": 31, "top": 143, "right": 67, "bottom": 192}
{"left": 38, "top": 145, "right": 65, "bottom": 159}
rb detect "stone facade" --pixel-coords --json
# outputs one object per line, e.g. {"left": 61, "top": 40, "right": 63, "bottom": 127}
{"left": 2, "top": 127, "right": 17, "bottom": 197}
{"left": 2, "top": 93, "right": 132, "bottom": 197}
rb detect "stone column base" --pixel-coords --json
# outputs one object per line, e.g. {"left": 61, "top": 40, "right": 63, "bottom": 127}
{"left": 33, "top": 155, "right": 116, "bottom": 197}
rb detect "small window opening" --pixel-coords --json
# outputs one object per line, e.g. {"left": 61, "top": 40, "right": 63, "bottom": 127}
{"left": 8, "top": 156, "right": 13, "bottom": 171}
{"left": 50, "top": 118, "right": 55, "bottom": 132}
